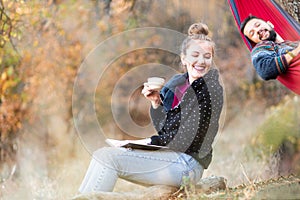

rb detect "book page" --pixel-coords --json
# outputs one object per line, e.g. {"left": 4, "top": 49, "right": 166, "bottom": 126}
{"left": 105, "top": 139, "right": 168, "bottom": 150}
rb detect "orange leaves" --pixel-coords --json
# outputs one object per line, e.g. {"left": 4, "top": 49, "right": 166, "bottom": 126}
{"left": 0, "top": 70, "right": 24, "bottom": 163}
{"left": 0, "top": 65, "right": 24, "bottom": 143}
{"left": 0, "top": 99, "right": 23, "bottom": 140}
{"left": 0, "top": 67, "right": 21, "bottom": 101}
{"left": 0, "top": 0, "right": 27, "bottom": 47}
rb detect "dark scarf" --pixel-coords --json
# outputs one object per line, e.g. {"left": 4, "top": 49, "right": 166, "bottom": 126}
{"left": 160, "top": 72, "right": 188, "bottom": 111}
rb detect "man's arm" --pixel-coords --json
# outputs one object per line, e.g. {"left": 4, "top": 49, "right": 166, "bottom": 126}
{"left": 251, "top": 50, "right": 287, "bottom": 80}
{"left": 251, "top": 42, "right": 300, "bottom": 81}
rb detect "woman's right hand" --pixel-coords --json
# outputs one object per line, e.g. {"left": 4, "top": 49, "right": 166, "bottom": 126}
{"left": 141, "top": 83, "right": 162, "bottom": 109}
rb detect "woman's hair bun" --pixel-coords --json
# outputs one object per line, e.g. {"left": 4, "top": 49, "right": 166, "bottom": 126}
{"left": 188, "top": 22, "right": 209, "bottom": 36}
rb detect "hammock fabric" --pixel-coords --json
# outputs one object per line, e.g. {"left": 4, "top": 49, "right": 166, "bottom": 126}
{"left": 228, "top": 0, "right": 300, "bottom": 95}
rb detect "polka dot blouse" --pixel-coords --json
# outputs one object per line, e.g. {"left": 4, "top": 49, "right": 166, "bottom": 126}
{"left": 149, "top": 68, "right": 224, "bottom": 168}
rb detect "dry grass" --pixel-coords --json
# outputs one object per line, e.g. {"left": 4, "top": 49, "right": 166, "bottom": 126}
{"left": 168, "top": 174, "right": 300, "bottom": 200}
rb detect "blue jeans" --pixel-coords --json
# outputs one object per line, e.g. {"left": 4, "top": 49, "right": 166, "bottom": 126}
{"left": 78, "top": 147, "right": 204, "bottom": 193}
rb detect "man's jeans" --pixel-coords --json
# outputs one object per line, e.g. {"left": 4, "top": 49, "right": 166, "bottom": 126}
{"left": 79, "top": 147, "right": 203, "bottom": 193}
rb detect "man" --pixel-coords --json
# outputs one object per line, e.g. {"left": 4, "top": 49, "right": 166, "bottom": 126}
{"left": 240, "top": 15, "right": 300, "bottom": 95}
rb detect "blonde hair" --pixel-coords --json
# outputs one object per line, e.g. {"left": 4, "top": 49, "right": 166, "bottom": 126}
{"left": 181, "top": 22, "right": 215, "bottom": 57}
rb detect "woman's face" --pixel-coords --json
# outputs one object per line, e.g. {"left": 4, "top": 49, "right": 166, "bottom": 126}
{"left": 181, "top": 40, "right": 213, "bottom": 83}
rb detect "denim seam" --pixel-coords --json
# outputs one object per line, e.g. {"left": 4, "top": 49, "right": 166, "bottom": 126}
{"left": 116, "top": 151, "right": 181, "bottom": 164}
{"left": 93, "top": 167, "right": 106, "bottom": 191}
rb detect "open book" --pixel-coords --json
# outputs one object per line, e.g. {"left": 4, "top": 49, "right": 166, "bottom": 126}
{"left": 105, "top": 138, "right": 168, "bottom": 150}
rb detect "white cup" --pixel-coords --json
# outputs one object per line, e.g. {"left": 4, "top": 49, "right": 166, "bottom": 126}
{"left": 146, "top": 77, "right": 165, "bottom": 91}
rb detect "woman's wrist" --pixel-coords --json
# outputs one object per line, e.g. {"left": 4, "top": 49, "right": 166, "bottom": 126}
{"left": 151, "top": 99, "right": 162, "bottom": 109}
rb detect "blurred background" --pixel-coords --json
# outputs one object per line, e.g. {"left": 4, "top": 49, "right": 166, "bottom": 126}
{"left": 0, "top": 0, "right": 299, "bottom": 199}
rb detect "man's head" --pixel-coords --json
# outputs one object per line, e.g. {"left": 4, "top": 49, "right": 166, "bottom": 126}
{"left": 240, "top": 15, "right": 277, "bottom": 44}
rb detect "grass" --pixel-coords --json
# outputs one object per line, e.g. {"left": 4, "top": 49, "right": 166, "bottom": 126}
{"left": 168, "top": 175, "right": 300, "bottom": 200}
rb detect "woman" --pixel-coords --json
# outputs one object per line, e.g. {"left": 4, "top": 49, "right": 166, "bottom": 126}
{"left": 78, "top": 22, "right": 224, "bottom": 193}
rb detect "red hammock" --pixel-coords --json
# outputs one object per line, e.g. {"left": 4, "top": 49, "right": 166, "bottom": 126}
{"left": 228, "top": 0, "right": 300, "bottom": 95}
